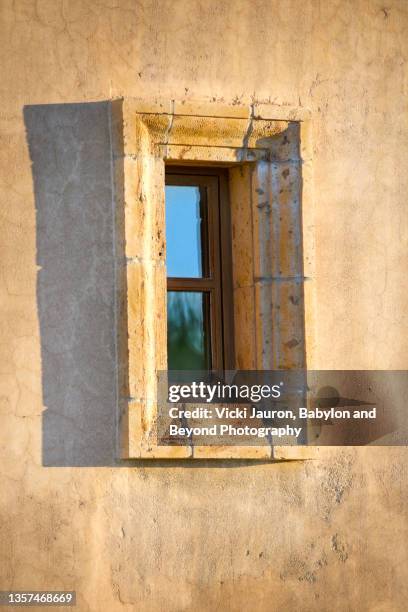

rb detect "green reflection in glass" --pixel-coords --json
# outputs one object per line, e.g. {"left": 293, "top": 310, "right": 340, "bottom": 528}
{"left": 167, "top": 291, "right": 210, "bottom": 370}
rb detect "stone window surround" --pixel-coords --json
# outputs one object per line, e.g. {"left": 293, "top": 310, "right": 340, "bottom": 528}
{"left": 110, "top": 98, "right": 315, "bottom": 461}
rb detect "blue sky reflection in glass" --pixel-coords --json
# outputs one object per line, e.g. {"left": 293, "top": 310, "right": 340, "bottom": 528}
{"left": 165, "top": 185, "right": 204, "bottom": 278}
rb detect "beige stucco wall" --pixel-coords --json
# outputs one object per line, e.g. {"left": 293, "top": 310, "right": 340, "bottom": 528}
{"left": 1, "top": 0, "right": 408, "bottom": 610}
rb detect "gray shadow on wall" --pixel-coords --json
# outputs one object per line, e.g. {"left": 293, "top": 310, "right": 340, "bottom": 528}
{"left": 24, "top": 101, "right": 127, "bottom": 467}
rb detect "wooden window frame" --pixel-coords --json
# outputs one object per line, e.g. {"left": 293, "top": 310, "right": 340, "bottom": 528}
{"left": 165, "top": 166, "right": 234, "bottom": 371}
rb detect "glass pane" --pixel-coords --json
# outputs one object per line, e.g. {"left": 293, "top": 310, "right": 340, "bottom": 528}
{"left": 167, "top": 291, "right": 211, "bottom": 370}
{"left": 165, "top": 185, "right": 206, "bottom": 278}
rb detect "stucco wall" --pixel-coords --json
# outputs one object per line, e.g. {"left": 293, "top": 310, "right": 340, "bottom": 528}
{"left": 1, "top": 1, "right": 408, "bottom": 610}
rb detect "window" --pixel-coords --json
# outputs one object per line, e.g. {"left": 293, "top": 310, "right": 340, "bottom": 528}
{"left": 115, "top": 99, "right": 309, "bottom": 458}
{"left": 165, "top": 167, "right": 234, "bottom": 371}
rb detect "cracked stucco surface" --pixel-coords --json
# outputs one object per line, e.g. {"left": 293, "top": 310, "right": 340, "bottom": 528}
{"left": 1, "top": 0, "right": 408, "bottom": 610}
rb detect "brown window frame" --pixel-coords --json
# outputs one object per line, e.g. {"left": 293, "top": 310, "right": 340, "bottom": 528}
{"left": 165, "top": 166, "right": 234, "bottom": 371}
